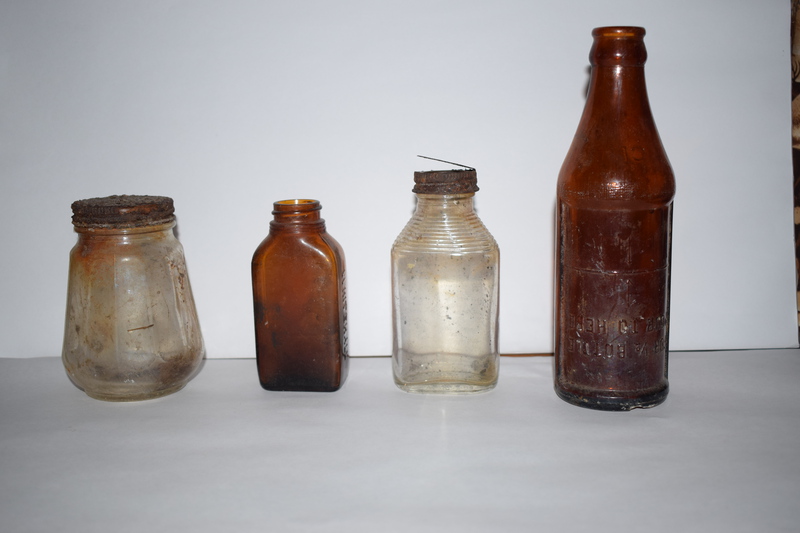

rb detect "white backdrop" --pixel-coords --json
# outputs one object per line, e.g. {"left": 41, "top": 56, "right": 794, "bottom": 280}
{"left": 1, "top": 0, "right": 796, "bottom": 358}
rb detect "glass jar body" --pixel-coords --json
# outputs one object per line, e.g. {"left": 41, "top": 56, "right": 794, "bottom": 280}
{"left": 555, "top": 27, "right": 675, "bottom": 410}
{"left": 62, "top": 223, "right": 204, "bottom": 401}
{"left": 392, "top": 193, "right": 499, "bottom": 394}
{"left": 251, "top": 200, "right": 348, "bottom": 392}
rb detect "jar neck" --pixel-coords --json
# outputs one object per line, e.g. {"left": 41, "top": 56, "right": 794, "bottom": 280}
{"left": 414, "top": 193, "right": 476, "bottom": 213}
{"left": 270, "top": 199, "right": 326, "bottom": 233}
{"left": 74, "top": 221, "right": 176, "bottom": 237}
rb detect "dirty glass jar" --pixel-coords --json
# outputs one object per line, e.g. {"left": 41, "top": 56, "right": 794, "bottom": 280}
{"left": 392, "top": 169, "right": 500, "bottom": 394}
{"left": 251, "top": 199, "right": 348, "bottom": 392}
{"left": 62, "top": 195, "right": 205, "bottom": 401}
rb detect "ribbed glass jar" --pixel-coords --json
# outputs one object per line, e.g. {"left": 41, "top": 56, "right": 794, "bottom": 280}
{"left": 392, "top": 169, "right": 500, "bottom": 394}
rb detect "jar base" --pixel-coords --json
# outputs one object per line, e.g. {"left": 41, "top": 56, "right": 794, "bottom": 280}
{"left": 555, "top": 383, "right": 668, "bottom": 411}
{"left": 81, "top": 383, "right": 188, "bottom": 402}
{"left": 392, "top": 350, "right": 499, "bottom": 395}
{"left": 394, "top": 377, "right": 496, "bottom": 395}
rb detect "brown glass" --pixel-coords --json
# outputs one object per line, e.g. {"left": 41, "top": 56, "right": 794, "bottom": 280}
{"left": 251, "top": 199, "right": 348, "bottom": 391}
{"left": 555, "top": 27, "right": 675, "bottom": 410}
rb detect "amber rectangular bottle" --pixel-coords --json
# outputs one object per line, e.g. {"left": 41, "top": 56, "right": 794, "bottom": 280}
{"left": 555, "top": 27, "right": 675, "bottom": 410}
{"left": 251, "top": 199, "right": 348, "bottom": 392}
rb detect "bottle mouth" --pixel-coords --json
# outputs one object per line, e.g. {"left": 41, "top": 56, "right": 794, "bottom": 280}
{"left": 275, "top": 199, "right": 318, "bottom": 206}
{"left": 271, "top": 199, "right": 321, "bottom": 215}
{"left": 592, "top": 26, "right": 645, "bottom": 39}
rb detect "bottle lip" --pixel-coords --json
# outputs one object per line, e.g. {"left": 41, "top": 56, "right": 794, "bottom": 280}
{"left": 592, "top": 26, "right": 645, "bottom": 39}
{"left": 590, "top": 26, "right": 647, "bottom": 67}
{"left": 413, "top": 169, "right": 479, "bottom": 194}
{"left": 71, "top": 195, "right": 175, "bottom": 229}
{"left": 271, "top": 199, "right": 321, "bottom": 214}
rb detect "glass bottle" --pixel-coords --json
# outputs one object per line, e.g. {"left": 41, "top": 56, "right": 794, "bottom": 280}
{"left": 251, "top": 199, "right": 348, "bottom": 392}
{"left": 555, "top": 27, "right": 676, "bottom": 410}
{"left": 62, "top": 195, "right": 205, "bottom": 401}
{"left": 392, "top": 169, "right": 500, "bottom": 394}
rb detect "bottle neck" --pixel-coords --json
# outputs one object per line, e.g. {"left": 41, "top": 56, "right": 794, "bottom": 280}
{"left": 269, "top": 199, "right": 326, "bottom": 233}
{"left": 584, "top": 65, "right": 651, "bottom": 121}
{"left": 583, "top": 26, "right": 653, "bottom": 126}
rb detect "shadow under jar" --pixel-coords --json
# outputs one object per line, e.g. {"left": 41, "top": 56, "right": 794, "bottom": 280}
{"left": 62, "top": 195, "right": 205, "bottom": 401}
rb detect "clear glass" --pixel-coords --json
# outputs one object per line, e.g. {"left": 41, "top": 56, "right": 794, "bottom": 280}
{"left": 62, "top": 222, "right": 204, "bottom": 401}
{"left": 392, "top": 193, "right": 499, "bottom": 394}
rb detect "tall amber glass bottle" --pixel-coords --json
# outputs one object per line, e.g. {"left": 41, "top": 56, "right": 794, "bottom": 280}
{"left": 555, "top": 27, "right": 675, "bottom": 410}
{"left": 251, "top": 199, "right": 348, "bottom": 392}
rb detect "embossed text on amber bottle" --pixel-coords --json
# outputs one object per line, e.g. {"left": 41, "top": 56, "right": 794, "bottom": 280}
{"left": 555, "top": 27, "right": 675, "bottom": 410}
{"left": 251, "top": 199, "right": 348, "bottom": 392}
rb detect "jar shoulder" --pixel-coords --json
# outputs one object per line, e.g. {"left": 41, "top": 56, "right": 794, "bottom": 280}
{"left": 392, "top": 210, "right": 498, "bottom": 254}
{"left": 70, "top": 232, "right": 185, "bottom": 266}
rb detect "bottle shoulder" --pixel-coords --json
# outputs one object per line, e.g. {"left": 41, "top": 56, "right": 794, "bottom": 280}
{"left": 558, "top": 130, "right": 675, "bottom": 205}
{"left": 560, "top": 67, "right": 675, "bottom": 204}
{"left": 252, "top": 230, "right": 342, "bottom": 268}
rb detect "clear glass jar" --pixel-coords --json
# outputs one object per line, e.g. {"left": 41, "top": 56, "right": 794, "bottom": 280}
{"left": 392, "top": 169, "right": 500, "bottom": 394}
{"left": 62, "top": 195, "right": 205, "bottom": 401}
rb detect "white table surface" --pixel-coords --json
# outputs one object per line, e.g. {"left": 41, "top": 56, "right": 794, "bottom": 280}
{"left": 2, "top": 350, "right": 799, "bottom": 533}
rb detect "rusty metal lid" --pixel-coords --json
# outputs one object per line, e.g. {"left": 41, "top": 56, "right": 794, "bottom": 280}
{"left": 412, "top": 169, "right": 479, "bottom": 194}
{"left": 71, "top": 195, "right": 175, "bottom": 228}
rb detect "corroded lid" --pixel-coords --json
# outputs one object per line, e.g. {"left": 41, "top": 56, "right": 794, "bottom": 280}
{"left": 412, "top": 169, "right": 479, "bottom": 194}
{"left": 71, "top": 195, "right": 175, "bottom": 228}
